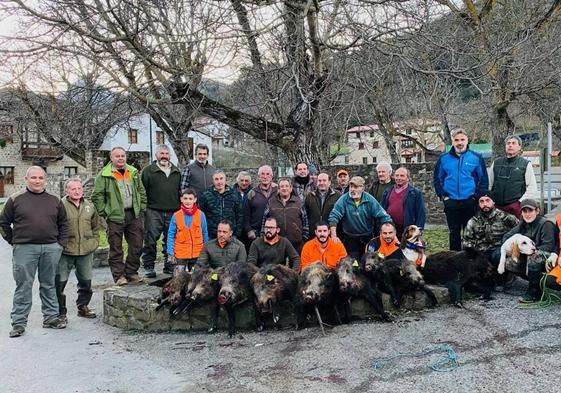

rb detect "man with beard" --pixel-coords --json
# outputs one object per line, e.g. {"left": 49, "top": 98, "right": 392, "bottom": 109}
{"left": 304, "top": 172, "right": 341, "bottom": 233}
{"left": 365, "top": 222, "right": 405, "bottom": 260}
{"left": 180, "top": 143, "right": 216, "bottom": 196}
{"left": 329, "top": 176, "right": 392, "bottom": 260}
{"left": 300, "top": 221, "right": 348, "bottom": 271}
{"left": 433, "top": 128, "right": 488, "bottom": 251}
{"left": 197, "top": 220, "right": 246, "bottom": 268}
{"left": 462, "top": 191, "right": 519, "bottom": 265}
{"left": 292, "top": 162, "right": 314, "bottom": 200}
{"left": 141, "top": 144, "right": 181, "bottom": 277}
{"left": 247, "top": 217, "right": 300, "bottom": 269}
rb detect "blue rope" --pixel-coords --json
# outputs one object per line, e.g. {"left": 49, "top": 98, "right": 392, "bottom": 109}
{"left": 372, "top": 344, "right": 459, "bottom": 372}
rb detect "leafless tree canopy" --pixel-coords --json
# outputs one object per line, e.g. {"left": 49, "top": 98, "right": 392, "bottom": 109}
{"left": 1, "top": 0, "right": 560, "bottom": 164}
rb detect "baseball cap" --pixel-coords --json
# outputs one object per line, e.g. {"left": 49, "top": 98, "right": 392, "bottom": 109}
{"left": 520, "top": 199, "right": 539, "bottom": 210}
{"left": 337, "top": 169, "right": 348, "bottom": 177}
{"left": 349, "top": 176, "right": 365, "bottom": 187}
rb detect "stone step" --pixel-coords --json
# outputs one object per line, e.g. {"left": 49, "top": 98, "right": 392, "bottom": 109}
{"left": 102, "top": 284, "right": 449, "bottom": 333}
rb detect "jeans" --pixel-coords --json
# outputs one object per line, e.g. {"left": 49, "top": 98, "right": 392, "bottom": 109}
{"left": 141, "top": 208, "right": 173, "bottom": 270}
{"left": 444, "top": 198, "right": 476, "bottom": 251}
{"left": 55, "top": 253, "right": 94, "bottom": 314}
{"left": 11, "top": 243, "right": 62, "bottom": 327}
{"left": 107, "top": 210, "right": 144, "bottom": 282}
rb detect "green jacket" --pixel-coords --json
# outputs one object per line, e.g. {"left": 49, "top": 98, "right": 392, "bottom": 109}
{"left": 62, "top": 196, "right": 100, "bottom": 256}
{"left": 91, "top": 163, "right": 147, "bottom": 223}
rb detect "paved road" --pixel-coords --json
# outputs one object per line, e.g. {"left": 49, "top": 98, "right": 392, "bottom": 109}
{"left": 1, "top": 240, "right": 560, "bottom": 393}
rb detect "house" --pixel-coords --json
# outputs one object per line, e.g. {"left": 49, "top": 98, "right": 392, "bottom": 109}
{"left": 330, "top": 119, "right": 444, "bottom": 165}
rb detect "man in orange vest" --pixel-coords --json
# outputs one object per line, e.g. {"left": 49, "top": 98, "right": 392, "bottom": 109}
{"left": 300, "top": 221, "right": 347, "bottom": 272}
{"left": 167, "top": 188, "right": 209, "bottom": 272}
{"left": 364, "top": 222, "right": 404, "bottom": 260}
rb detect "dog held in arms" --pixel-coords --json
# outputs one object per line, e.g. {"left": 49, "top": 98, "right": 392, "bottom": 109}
{"left": 497, "top": 234, "right": 538, "bottom": 275}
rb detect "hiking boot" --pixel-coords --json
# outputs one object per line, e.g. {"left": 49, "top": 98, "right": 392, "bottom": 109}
{"left": 43, "top": 317, "right": 67, "bottom": 329}
{"left": 162, "top": 266, "right": 174, "bottom": 275}
{"left": 127, "top": 274, "right": 145, "bottom": 284}
{"left": 9, "top": 326, "right": 25, "bottom": 338}
{"left": 144, "top": 268, "right": 156, "bottom": 278}
{"left": 59, "top": 313, "right": 68, "bottom": 324}
{"left": 503, "top": 272, "right": 517, "bottom": 288}
{"left": 518, "top": 293, "right": 540, "bottom": 304}
{"left": 77, "top": 305, "right": 97, "bottom": 319}
{"left": 115, "top": 276, "right": 128, "bottom": 286}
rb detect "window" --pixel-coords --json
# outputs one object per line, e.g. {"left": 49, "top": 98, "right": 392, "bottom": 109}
{"left": 372, "top": 156, "right": 377, "bottom": 163}
{"left": 64, "top": 166, "right": 78, "bottom": 178}
{"left": 355, "top": 132, "right": 360, "bottom": 139}
{"left": 362, "top": 157, "right": 368, "bottom": 164}
{"left": 405, "top": 157, "right": 412, "bottom": 163}
{"left": 0, "top": 167, "right": 15, "bottom": 184}
{"left": 0, "top": 124, "right": 14, "bottom": 143}
{"left": 406, "top": 129, "right": 412, "bottom": 135}
{"left": 128, "top": 128, "right": 138, "bottom": 144}
{"left": 156, "top": 131, "right": 165, "bottom": 144}
{"left": 358, "top": 142, "right": 365, "bottom": 150}
{"left": 370, "top": 131, "right": 374, "bottom": 138}
{"left": 401, "top": 139, "right": 415, "bottom": 148}
{"left": 372, "top": 141, "right": 379, "bottom": 148}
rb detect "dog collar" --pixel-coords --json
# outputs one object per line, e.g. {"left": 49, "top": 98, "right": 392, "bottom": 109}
{"left": 406, "top": 241, "right": 426, "bottom": 251}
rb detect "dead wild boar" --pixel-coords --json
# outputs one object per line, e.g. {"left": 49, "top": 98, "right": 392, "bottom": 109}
{"left": 372, "top": 258, "right": 438, "bottom": 308}
{"left": 182, "top": 265, "right": 221, "bottom": 331}
{"left": 216, "top": 262, "right": 259, "bottom": 338}
{"left": 251, "top": 264, "right": 299, "bottom": 331}
{"left": 155, "top": 271, "right": 190, "bottom": 316}
{"left": 335, "top": 257, "right": 390, "bottom": 322}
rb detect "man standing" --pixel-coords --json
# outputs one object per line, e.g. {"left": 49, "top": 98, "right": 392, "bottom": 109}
{"left": 197, "top": 220, "right": 247, "bottom": 268}
{"left": 92, "top": 147, "right": 147, "bottom": 286}
{"left": 462, "top": 191, "right": 519, "bottom": 264}
{"left": 305, "top": 172, "right": 341, "bottom": 233}
{"left": 180, "top": 143, "right": 216, "bottom": 196}
{"left": 433, "top": 128, "right": 488, "bottom": 251}
{"left": 292, "top": 162, "right": 313, "bottom": 200}
{"left": 0, "top": 166, "right": 69, "bottom": 337}
{"left": 334, "top": 169, "right": 350, "bottom": 194}
{"left": 141, "top": 144, "right": 181, "bottom": 277}
{"left": 56, "top": 178, "right": 100, "bottom": 323}
{"left": 262, "top": 178, "right": 309, "bottom": 252}
{"left": 245, "top": 165, "right": 278, "bottom": 245}
{"left": 300, "top": 221, "right": 348, "bottom": 271}
{"left": 247, "top": 217, "right": 300, "bottom": 269}
{"left": 329, "top": 176, "right": 392, "bottom": 260}
{"left": 489, "top": 135, "right": 538, "bottom": 218}
{"left": 233, "top": 171, "right": 252, "bottom": 204}
{"left": 369, "top": 163, "right": 394, "bottom": 202}
{"left": 198, "top": 170, "right": 244, "bottom": 240}
{"left": 381, "top": 167, "right": 426, "bottom": 238}
{"left": 365, "top": 222, "right": 405, "bottom": 260}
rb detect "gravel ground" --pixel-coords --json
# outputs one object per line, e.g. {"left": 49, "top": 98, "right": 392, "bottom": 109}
{"left": 1, "top": 241, "right": 560, "bottom": 393}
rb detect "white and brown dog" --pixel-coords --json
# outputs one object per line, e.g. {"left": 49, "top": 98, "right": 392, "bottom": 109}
{"left": 401, "top": 225, "right": 427, "bottom": 268}
{"left": 497, "top": 234, "right": 537, "bottom": 275}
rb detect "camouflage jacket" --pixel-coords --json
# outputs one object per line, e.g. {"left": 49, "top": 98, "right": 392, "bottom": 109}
{"left": 462, "top": 208, "right": 519, "bottom": 252}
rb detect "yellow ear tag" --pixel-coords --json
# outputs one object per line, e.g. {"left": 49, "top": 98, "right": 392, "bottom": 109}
{"left": 377, "top": 252, "right": 385, "bottom": 259}
{"left": 211, "top": 273, "right": 218, "bottom": 281}
{"left": 266, "top": 274, "right": 274, "bottom": 282}
{"left": 352, "top": 260, "right": 359, "bottom": 267}
{"left": 399, "top": 270, "right": 404, "bottom": 277}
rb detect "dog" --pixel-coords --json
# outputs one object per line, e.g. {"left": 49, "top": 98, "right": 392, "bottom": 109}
{"left": 497, "top": 234, "right": 537, "bottom": 275}
{"left": 401, "top": 225, "right": 427, "bottom": 267}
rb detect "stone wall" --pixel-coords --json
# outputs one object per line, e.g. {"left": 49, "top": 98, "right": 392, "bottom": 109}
{"left": 103, "top": 283, "right": 448, "bottom": 332}
{"left": 222, "top": 163, "right": 446, "bottom": 224}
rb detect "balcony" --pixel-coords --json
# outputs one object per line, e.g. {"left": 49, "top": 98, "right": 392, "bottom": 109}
{"left": 21, "top": 141, "right": 64, "bottom": 161}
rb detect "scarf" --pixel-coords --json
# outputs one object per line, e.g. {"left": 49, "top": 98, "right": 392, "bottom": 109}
{"left": 181, "top": 203, "right": 198, "bottom": 216}
{"left": 294, "top": 175, "right": 310, "bottom": 185}
{"left": 378, "top": 237, "right": 400, "bottom": 257}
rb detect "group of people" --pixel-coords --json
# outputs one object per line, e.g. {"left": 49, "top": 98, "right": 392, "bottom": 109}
{"left": 1, "top": 129, "right": 560, "bottom": 338}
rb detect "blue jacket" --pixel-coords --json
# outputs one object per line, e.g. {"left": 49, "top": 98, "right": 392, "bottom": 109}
{"left": 328, "top": 192, "right": 392, "bottom": 237}
{"left": 381, "top": 185, "right": 426, "bottom": 229}
{"left": 433, "top": 149, "right": 488, "bottom": 200}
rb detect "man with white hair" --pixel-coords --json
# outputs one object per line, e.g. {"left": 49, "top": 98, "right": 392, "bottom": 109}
{"left": 489, "top": 135, "right": 538, "bottom": 219}
{"left": 141, "top": 144, "right": 181, "bottom": 277}
{"left": 244, "top": 165, "right": 278, "bottom": 245}
{"left": 0, "top": 166, "right": 69, "bottom": 337}
{"left": 369, "top": 163, "right": 394, "bottom": 202}
{"left": 233, "top": 171, "right": 252, "bottom": 204}
{"left": 433, "top": 129, "right": 488, "bottom": 251}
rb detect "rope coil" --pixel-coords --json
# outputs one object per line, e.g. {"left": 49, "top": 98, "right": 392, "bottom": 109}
{"left": 516, "top": 273, "right": 561, "bottom": 309}
{"left": 372, "top": 344, "right": 459, "bottom": 372}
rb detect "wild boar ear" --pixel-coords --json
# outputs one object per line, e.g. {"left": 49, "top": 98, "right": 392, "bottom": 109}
{"left": 511, "top": 242, "right": 521, "bottom": 262}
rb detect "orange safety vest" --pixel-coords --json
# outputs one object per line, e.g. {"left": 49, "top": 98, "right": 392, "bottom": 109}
{"left": 174, "top": 210, "right": 204, "bottom": 259}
